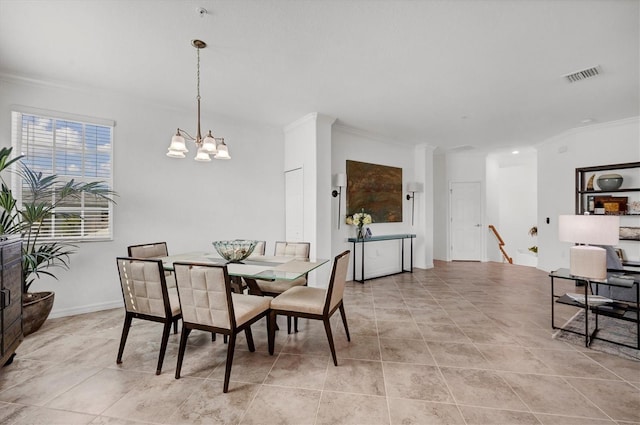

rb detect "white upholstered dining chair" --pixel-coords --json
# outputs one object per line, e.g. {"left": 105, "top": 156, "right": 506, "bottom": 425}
{"left": 127, "top": 242, "right": 179, "bottom": 333}
{"left": 173, "top": 262, "right": 274, "bottom": 393}
{"left": 248, "top": 241, "right": 311, "bottom": 333}
{"left": 127, "top": 242, "right": 176, "bottom": 287}
{"left": 116, "top": 257, "right": 182, "bottom": 375}
{"left": 268, "top": 250, "right": 351, "bottom": 366}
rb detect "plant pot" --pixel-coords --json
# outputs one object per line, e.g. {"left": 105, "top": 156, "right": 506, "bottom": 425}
{"left": 22, "top": 291, "right": 55, "bottom": 336}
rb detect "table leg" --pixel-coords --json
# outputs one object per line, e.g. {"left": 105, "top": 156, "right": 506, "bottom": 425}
{"left": 410, "top": 236, "right": 413, "bottom": 272}
{"left": 636, "top": 282, "right": 640, "bottom": 350}
{"left": 360, "top": 240, "right": 365, "bottom": 283}
{"left": 401, "top": 239, "right": 405, "bottom": 272}
{"left": 352, "top": 241, "right": 357, "bottom": 283}
{"left": 584, "top": 280, "right": 589, "bottom": 347}
{"left": 230, "top": 276, "right": 245, "bottom": 293}
{"left": 551, "top": 276, "right": 555, "bottom": 328}
{"left": 244, "top": 278, "right": 264, "bottom": 296}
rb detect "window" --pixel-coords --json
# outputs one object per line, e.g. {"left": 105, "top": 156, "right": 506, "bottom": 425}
{"left": 11, "top": 109, "right": 114, "bottom": 241}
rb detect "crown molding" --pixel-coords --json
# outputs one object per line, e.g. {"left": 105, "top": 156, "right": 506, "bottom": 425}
{"left": 537, "top": 116, "right": 640, "bottom": 147}
{"left": 283, "top": 113, "right": 319, "bottom": 132}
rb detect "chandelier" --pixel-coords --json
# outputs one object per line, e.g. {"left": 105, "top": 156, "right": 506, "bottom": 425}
{"left": 166, "top": 39, "right": 230, "bottom": 161}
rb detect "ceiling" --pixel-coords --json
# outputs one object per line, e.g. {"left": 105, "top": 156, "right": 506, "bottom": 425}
{"left": 0, "top": 0, "right": 638, "bottom": 152}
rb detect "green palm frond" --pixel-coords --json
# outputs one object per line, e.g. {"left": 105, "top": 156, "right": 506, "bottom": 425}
{"left": 0, "top": 146, "right": 117, "bottom": 293}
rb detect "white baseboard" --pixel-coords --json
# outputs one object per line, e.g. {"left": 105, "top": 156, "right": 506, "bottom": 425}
{"left": 49, "top": 300, "right": 123, "bottom": 319}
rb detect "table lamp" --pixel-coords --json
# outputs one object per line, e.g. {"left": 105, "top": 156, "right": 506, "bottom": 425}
{"left": 558, "top": 215, "right": 620, "bottom": 279}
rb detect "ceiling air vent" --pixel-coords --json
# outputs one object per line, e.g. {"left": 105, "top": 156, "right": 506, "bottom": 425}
{"left": 564, "top": 65, "right": 601, "bottom": 83}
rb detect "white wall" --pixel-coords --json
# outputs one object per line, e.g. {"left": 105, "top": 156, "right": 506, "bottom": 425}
{"left": 331, "top": 126, "right": 432, "bottom": 280}
{"left": 283, "top": 113, "right": 334, "bottom": 286}
{"left": 486, "top": 151, "right": 538, "bottom": 266}
{"left": 537, "top": 117, "right": 640, "bottom": 272}
{"left": 413, "top": 145, "right": 435, "bottom": 269}
{"left": 0, "top": 77, "right": 286, "bottom": 317}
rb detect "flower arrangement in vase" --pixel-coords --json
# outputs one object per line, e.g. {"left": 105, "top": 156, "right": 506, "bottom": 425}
{"left": 346, "top": 208, "right": 372, "bottom": 239}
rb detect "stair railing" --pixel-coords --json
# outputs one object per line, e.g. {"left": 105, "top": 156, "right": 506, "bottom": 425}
{"left": 488, "top": 225, "right": 513, "bottom": 264}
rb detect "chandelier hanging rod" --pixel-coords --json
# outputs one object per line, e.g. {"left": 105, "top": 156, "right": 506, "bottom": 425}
{"left": 166, "top": 39, "right": 230, "bottom": 161}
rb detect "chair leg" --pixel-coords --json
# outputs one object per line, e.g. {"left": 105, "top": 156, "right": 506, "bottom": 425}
{"left": 173, "top": 318, "right": 178, "bottom": 334}
{"left": 244, "top": 327, "right": 255, "bottom": 352}
{"left": 286, "top": 316, "right": 300, "bottom": 333}
{"left": 175, "top": 327, "right": 191, "bottom": 379}
{"left": 224, "top": 335, "right": 228, "bottom": 344}
{"left": 266, "top": 312, "right": 275, "bottom": 355}
{"left": 268, "top": 311, "right": 276, "bottom": 355}
{"left": 212, "top": 332, "right": 216, "bottom": 341}
{"left": 156, "top": 321, "right": 173, "bottom": 375}
{"left": 323, "top": 318, "right": 338, "bottom": 366}
{"left": 339, "top": 303, "right": 350, "bottom": 341}
{"left": 116, "top": 313, "right": 133, "bottom": 364}
{"left": 223, "top": 333, "right": 237, "bottom": 393}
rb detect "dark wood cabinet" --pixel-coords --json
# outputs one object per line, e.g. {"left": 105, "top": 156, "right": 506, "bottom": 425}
{"left": 1, "top": 235, "right": 23, "bottom": 366}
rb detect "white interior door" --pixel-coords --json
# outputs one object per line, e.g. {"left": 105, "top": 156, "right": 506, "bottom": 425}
{"left": 450, "top": 181, "right": 483, "bottom": 261}
{"left": 285, "top": 168, "right": 303, "bottom": 242}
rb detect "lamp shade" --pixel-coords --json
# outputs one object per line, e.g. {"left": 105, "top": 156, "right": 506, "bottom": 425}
{"left": 214, "top": 141, "right": 231, "bottom": 159}
{"left": 558, "top": 215, "right": 620, "bottom": 245}
{"left": 202, "top": 131, "right": 218, "bottom": 153}
{"left": 407, "top": 182, "right": 423, "bottom": 193}
{"left": 166, "top": 149, "right": 186, "bottom": 158}
{"left": 334, "top": 173, "right": 347, "bottom": 187}
{"left": 194, "top": 148, "right": 212, "bottom": 162}
{"left": 168, "top": 134, "right": 188, "bottom": 153}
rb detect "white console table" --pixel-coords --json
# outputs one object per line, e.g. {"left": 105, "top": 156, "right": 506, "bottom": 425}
{"left": 347, "top": 234, "right": 416, "bottom": 283}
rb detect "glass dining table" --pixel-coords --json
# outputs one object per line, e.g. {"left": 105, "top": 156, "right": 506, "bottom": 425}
{"left": 157, "top": 252, "right": 329, "bottom": 293}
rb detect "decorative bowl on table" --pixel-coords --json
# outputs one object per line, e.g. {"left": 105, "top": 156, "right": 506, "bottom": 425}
{"left": 212, "top": 240, "right": 257, "bottom": 263}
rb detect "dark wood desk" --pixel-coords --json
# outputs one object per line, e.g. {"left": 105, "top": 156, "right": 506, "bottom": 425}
{"left": 348, "top": 234, "right": 416, "bottom": 283}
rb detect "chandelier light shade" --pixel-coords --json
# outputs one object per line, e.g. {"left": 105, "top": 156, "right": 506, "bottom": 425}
{"left": 167, "top": 39, "right": 230, "bottom": 161}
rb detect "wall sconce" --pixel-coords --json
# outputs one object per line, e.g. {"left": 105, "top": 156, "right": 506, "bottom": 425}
{"left": 406, "top": 182, "right": 423, "bottom": 226}
{"left": 332, "top": 173, "right": 347, "bottom": 229}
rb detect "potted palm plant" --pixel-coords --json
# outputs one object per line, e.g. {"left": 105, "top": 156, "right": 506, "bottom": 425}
{"left": 0, "top": 147, "right": 116, "bottom": 335}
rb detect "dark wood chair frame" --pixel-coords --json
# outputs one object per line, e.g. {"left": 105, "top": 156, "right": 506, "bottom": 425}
{"left": 173, "top": 262, "right": 274, "bottom": 393}
{"left": 127, "top": 241, "right": 169, "bottom": 258}
{"left": 127, "top": 242, "right": 179, "bottom": 334}
{"left": 116, "top": 257, "right": 182, "bottom": 375}
{"left": 268, "top": 250, "right": 351, "bottom": 366}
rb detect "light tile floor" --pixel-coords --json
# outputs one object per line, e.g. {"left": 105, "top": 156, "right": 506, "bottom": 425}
{"left": 1, "top": 261, "right": 639, "bottom": 424}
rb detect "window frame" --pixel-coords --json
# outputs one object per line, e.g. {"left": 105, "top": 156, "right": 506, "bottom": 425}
{"left": 10, "top": 106, "right": 115, "bottom": 242}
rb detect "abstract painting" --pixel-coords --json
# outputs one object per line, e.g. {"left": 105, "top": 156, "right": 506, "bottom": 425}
{"left": 346, "top": 160, "right": 402, "bottom": 223}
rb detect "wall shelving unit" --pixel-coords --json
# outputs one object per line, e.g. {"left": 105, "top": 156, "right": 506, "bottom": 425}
{"left": 575, "top": 162, "right": 640, "bottom": 215}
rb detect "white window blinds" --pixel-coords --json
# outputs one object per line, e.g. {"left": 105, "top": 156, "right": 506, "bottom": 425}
{"left": 10, "top": 110, "right": 114, "bottom": 241}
